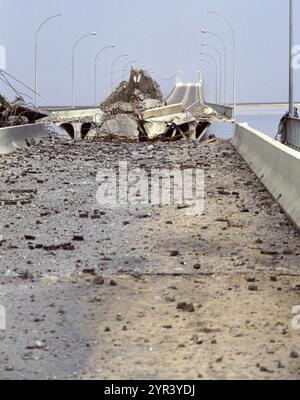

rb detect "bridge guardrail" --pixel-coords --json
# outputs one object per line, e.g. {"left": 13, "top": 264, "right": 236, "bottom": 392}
{"left": 233, "top": 123, "right": 300, "bottom": 230}
{"left": 287, "top": 117, "right": 300, "bottom": 149}
{"left": 206, "top": 103, "right": 234, "bottom": 119}
{"left": 0, "top": 123, "right": 49, "bottom": 154}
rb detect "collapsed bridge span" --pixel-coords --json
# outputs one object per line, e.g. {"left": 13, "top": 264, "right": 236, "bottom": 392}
{"left": 43, "top": 71, "right": 220, "bottom": 142}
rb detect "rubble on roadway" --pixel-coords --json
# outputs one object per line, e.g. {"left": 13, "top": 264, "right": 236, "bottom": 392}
{"left": 0, "top": 94, "right": 47, "bottom": 128}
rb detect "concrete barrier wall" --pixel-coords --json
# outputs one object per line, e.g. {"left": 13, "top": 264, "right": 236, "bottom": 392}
{"left": 206, "top": 103, "right": 234, "bottom": 119}
{"left": 287, "top": 117, "right": 300, "bottom": 149}
{"left": 0, "top": 123, "right": 49, "bottom": 155}
{"left": 232, "top": 123, "right": 300, "bottom": 229}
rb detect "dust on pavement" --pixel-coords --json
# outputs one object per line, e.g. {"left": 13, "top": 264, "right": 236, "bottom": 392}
{"left": 0, "top": 137, "right": 299, "bottom": 379}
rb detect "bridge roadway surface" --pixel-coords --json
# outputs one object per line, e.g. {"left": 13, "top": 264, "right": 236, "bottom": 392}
{"left": 0, "top": 135, "right": 299, "bottom": 380}
{"left": 166, "top": 83, "right": 204, "bottom": 112}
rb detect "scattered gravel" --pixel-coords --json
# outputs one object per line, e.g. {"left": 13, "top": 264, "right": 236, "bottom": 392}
{"left": 0, "top": 136, "right": 299, "bottom": 379}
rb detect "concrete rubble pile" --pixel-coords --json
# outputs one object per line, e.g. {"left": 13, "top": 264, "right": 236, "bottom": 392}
{"left": 0, "top": 94, "right": 47, "bottom": 128}
{"left": 101, "top": 67, "right": 163, "bottom": 108}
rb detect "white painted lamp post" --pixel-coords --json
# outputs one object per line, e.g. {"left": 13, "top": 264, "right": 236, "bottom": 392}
{"left": 72, "top": 32, "right": 97, "bottom": 108}
{"left": 35, "top": 14, "right": 62, "bottom": 108}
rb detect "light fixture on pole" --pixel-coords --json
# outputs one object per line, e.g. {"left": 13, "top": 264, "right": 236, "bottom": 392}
{"left": 111, "top": 54, "right": 129, "bottom": 91}
{"left": 199, "top": 64, "right": 215, "bottom": 103}
{"left": 94, "top": 45, "right": 115, "bottom": 106}
{"left": 207, "top": 11, "right": 236, "bottom": 117}
{"left": 35, "top": 14, "right": 62, "bottom": 108}
{"left": 200, "top": 58, "right": 217, "bottom": 103}
{"left": 201, "top": 43, "right": 222, "bottom": 105}
{"left": 289, "top": 0, "right": 294, "bottom": 116}
{"left": 201, "top": 28, "right": 227, "bottom": 106}
{"left": 72, "top": 32, "right": 97, "bottom": 108}
{"left": 200, "top": 53, "right": 218, "bottom": 103}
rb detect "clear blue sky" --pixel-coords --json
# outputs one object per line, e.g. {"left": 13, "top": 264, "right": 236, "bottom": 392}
{"left": 0, "top": 0, "right": 299, "bottom": 106}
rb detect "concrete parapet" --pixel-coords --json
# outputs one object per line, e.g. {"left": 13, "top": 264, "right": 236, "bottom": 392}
{"left": 287, "top": 117, "right": 300, "bottom": 149}
{"left": 233, "top": 123, "right": 300, "bottom": 229}
{"left": 0, "top": 123, "right": 49, "bottom": 154}
{"left": 206, "top": 103, "right": 234, "bottom": 119}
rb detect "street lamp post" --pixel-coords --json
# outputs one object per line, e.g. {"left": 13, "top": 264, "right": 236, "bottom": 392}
{"left": 197, "top": 70, "right": 202, "bottom": 82}
{"left": 289, "top": 0, "right": 294, "bottom": 116}
{"left": 199, "top": 65, "right": 215, "bottom": 103}
{"left": 201, "top": 43, "right": 222, "bottom": 105}
{"left": 207, "top": 11, "right": 236, "bottom": 117}
{"left": 111, "top": 54, "right": 128, "bottom": 91}
{"left": 94, "top": 45, "right": 115, "bottom": 106}
{"left": 35, "top": 14, "right": 62, "bottom": 108}
{"left": 201, "top": 28, "right": 227, "bottom": 106}
{"left": 72, "top": 32, "right": 97, "bottom": 108}
{"left": 200, "top": 59, "right": 217, "bottom": 103}
{"left": 200, "top": 53, "right": 218, "bottom": 103}
{"left": 204, "top": 66, "right": 215, "bottom": 103}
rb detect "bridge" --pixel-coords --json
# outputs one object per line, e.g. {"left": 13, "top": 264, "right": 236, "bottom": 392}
{"left": 0, "top": 81, "right": 299, "bottom": 229}
{"left": 166, "top": 83, "right": 204, "bottom": 109}
{"left": 0, "top": 80, "right": 300, "bottom": 380}
{"left": 166, "top": 82, "right": 234, "bottom": 119}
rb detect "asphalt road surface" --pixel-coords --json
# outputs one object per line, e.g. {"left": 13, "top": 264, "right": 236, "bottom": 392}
{"left": 166, "top": 83, "right": 204, "bottom": 111}
{"left": 0, "top": 136, "right": 299, "bottom": 380}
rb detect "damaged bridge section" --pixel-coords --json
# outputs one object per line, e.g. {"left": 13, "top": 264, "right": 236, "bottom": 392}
{"left": 45, "top": 68, "right": 216, "bottom": 142}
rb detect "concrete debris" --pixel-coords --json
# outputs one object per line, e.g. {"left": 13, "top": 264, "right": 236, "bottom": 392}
{"left": 85, "top": 68, "right": 167, "bottom": 141}
{"left": 0, "top": 94, "right": 47, "bottom": 128}
{"left": 98, "top": 114, "right": 140, "bottom": 141}
{"left": 143, "top": 109, "right": 197, "bottom": 140}
{"left": 100, "top": 67, "right": 163, "bottom": 111}
{"left": 139, "top": 99, "right": 162, "bottom": 110}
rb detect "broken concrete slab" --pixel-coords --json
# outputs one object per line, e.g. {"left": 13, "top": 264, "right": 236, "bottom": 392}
{"left": 139, "top": 99, "right": 163, "bottom": 111}
{"left": 144, "top": 111, "right": 197, "bottom": 140}
{"left": 101, "top": 102, "right": 135, "bottom": 115}
{"left": 99, "top": 114, "right": 140, "bottom": 140}
{"left": 142, "top": 103, "right": 184, "bottom": 120}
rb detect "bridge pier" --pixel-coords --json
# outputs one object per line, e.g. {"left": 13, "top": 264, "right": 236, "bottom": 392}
{"left": 59, "top": 122, "right": 93, "bottom": 140}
